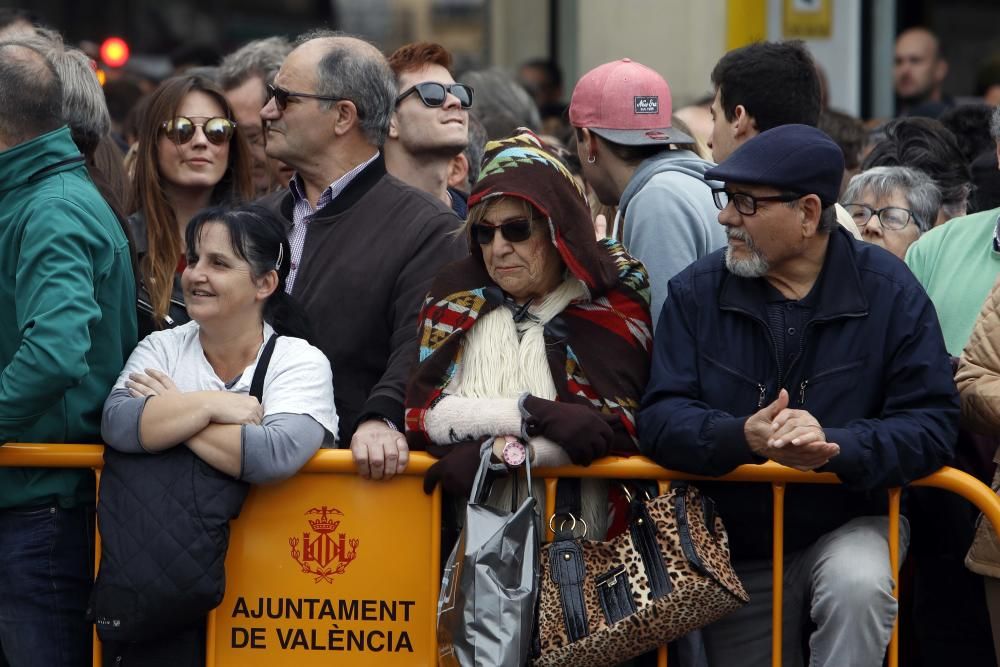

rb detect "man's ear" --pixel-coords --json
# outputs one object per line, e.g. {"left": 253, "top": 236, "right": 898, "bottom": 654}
{"left": 448, "top": 153, "right": 469, "bottom": 189}
{"left": 732, "top": 104, "right": 756, "bottom": 140}
{"left": 387, "top": 110, "right": 400, "bottom": 140}
{"left": 578, "top": 127, "right": 599, "bottom": 161}
{"left": 800, "top": 194, "right": 824, "bottom": 237}
{"left": 333, "top": 100, "right": 362, "bottom": 137}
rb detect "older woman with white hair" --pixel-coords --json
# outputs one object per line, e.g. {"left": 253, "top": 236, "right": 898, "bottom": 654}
{"left": 842, "top": 166, "right": 942, "bottom": 259}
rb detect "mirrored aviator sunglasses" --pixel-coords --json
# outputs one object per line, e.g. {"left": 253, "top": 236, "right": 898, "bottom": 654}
{"left": 470, "top": 218, "right": 533, "bottom": 245}
{"left": 400, "top": 82, "right": 474, "bottom": 109}
{"left": 161, "top": 116, "right": 236, "bottom": 146}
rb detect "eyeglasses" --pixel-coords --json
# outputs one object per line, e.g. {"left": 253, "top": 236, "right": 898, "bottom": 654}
{"left": 265, "top": 83, "right": 351, "bottom": 112}
{"left": 160, "top": 116, "right": 236, "bottom": 146}
{"left": 843, "top": 203, "right": 917, "bottom": 231}
{"left": 396, "top": 82, "right": 474, "bottom": 109}
{"left": 711, "top": 188, "right": 804, "bottom": 216}
{"left": 469, "top": 218, "right": 534, "bottom": 245}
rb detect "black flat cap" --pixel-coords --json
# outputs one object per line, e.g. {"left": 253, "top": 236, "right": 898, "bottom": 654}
{"left": 706, "top": 124, "right": 845, "bottom": 206}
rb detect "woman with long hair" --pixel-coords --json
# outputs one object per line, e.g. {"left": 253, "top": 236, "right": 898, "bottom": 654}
{"left": 130, "top": 74, "right": 254, "bottom": 336}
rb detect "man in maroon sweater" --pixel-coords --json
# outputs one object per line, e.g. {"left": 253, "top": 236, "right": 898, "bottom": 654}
{"left": 260, "top": 30, "right": 465, "bottom": 480}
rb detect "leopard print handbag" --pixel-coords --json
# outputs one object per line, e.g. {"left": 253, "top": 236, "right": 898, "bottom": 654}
{"left": 532, "top": 482, "right": 749, "bottom": 666}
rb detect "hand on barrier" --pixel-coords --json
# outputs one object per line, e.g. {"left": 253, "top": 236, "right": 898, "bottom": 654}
{"left": 423, "top": 440, "right": 485, "bottom": 496}
{"left": 351, "top": 419, "right": 409, "bottom": 481}
{"left": 521, "top": 395, "right": 613, "bottom": 466}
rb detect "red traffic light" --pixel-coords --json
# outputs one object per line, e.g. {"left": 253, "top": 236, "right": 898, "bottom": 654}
{"left": 100, "top": 37, "right": 129, "bottom": 68}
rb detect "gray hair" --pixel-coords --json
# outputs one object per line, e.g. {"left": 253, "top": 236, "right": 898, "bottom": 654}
{"left": 5, "top": 29, "right": 110, "bottom": 155}
{"left": 295, "top": 29, "right": 395, "bottom": 147}
{"left": 841, "top": 166, "right": 941, "bottom": 233}
{"left": 218, "top": 36, "right": 292, "bottom": 90}
{"left": 464, "top": 115, "right": 487, "bottom": 189}
{"left": 992, "top": 105, "right": 1000, "bottom": 143}
{"left": 459, "top": 67, "right": 541, "bottom": 140}
{"left": 0, "top": 42, "right": 62, "bottom": 146}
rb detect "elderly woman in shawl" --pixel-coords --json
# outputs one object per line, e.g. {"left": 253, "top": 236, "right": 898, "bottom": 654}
{"left": 406, "top": 131, "right": 652, "bottom": 536}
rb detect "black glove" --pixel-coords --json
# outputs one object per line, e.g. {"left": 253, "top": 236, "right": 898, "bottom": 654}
{"left": 521, "top": 395, "right": 614, "bottom": 466}
{"left": 423, "top": 440, "right": 486, "bottom": 497}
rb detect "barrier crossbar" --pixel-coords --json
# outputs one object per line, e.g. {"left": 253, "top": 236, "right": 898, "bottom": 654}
{"left": 1, "top": 445, "right": 999, "bottom": 667}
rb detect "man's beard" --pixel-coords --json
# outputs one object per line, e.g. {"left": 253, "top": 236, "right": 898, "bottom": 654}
{"left": 724, "top": 227, "right": 769, "bottom": 278}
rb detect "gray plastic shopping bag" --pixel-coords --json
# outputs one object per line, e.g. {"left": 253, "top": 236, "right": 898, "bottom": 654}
{"left": 437, "top": 442, "right": 539, "bottom": 666}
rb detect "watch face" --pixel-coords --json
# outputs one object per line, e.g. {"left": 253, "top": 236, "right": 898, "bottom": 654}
{"left": 503, "top": 441, "right": 526, "bottom": 466}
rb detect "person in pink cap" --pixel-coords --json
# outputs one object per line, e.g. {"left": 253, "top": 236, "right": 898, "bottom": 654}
{"left": 570, "top": 58, "right": 725, "bottom": 324}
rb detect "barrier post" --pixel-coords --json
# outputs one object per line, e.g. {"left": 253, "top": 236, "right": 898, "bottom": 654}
{"left": 771, "top": 483, "right": 785, "bottom": 667}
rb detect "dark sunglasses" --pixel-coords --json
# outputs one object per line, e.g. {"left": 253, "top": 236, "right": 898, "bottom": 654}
{"left": 160, "top": 116, "right": 236, "bottom": 146}
{"left": 265, "top": 83, "right": 351, "bottom": 112}
{"left": 396, "top": 82, "right": 474, "bottom": 109}
{"left": 470, "top": 218, "right": 533, "bottom": 245}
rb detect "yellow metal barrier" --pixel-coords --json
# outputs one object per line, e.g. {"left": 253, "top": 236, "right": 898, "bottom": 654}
{"left": 2, "top": 445, "right": 1000, "bottom": 667}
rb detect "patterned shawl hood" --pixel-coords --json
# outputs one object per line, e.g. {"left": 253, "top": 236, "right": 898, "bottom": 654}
{"left": 405, "top": 130, "right": 653, "bottom": 450}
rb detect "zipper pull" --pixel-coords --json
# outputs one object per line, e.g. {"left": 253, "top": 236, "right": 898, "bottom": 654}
{"left": 799, "top": 380, "right": 809, "bottom": 406}
{"left": 757, "top": 384, "right": 766, "bottom": 408}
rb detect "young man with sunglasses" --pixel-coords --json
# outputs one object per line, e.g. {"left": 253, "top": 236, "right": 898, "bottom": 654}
{"left": 385, "top": 42, "right": 472, "bottom": 217}
{"left": 639, "top": 124, "right": 958, "bottom": 667}
{"left": 0, "top": 43, "right": 136, "bottom": 667}
{"left": 569, "top": 58, "right": 726, "bottom": 325}
{"left": 258, "top": 31, "right": 465, "bottom": 482}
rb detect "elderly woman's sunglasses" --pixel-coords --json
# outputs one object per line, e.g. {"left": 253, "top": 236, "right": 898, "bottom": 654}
{"left": 470, "top": 218, "right": 533, "bottom": 245}
{"left": 396, "top": 82, "right": 474, "bottom": 109}
{"left": 160, "top": 116, "right": 236, "bottom": 146}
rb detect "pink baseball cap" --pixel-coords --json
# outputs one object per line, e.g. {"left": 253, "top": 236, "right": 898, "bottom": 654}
{"left": 569, "top": 58, "right": 692, "bottom": 146}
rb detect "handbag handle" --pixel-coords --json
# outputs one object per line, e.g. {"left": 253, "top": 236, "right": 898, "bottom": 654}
{"left": 467, "top": 438, "right": 534, "bottom": 507}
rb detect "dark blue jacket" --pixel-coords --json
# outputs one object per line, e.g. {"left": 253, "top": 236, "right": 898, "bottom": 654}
{"left": 638, "top": 227, "right": 959, "bottom": 559}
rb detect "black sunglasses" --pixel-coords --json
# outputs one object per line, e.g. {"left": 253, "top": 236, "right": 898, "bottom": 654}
{"left": 470, "top": 218, "right": 533, "bottom": 245}
{"left": 265, "top": 83, "right": 351, "bottom": 112}
{"left": 160, "top": 116, "right": 236, "bottom": 146}
{"left": 396, "top": 82, "right": 474, "bottom": 109}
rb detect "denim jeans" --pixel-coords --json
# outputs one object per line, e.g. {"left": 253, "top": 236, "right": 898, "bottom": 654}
{"left": 0, "top": 503, "right": 94, "bottom": 667}
{"left": 701, "top": 515, "right": 909, "bottom": 667}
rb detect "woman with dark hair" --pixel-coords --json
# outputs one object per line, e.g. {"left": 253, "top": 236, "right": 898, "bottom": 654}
{"left": 95, "top": 204, "right": 335, "bottom": 666}
{"left": 130, "top": 74, "right": 254, "bottom": 337}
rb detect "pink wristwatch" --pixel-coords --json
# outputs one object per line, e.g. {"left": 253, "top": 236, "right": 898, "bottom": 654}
{"left": 501, "top": 435, "right": 527, "bottom": 467}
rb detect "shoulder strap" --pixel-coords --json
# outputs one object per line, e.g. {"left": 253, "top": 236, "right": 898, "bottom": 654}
{"left": 250, "top": 334, "right": 279, "bottom": 402}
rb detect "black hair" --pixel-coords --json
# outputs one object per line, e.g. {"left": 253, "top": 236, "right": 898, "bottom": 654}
{"left": 520, "top": 58, "right": 563, "bottom": 89}
{"left": 0, "top": 8, "right": 38, "bottom": 30}
{"left": 818, "top": 108, "right": 865, "bottom": 171}
{"left": 184, "top": 204, "right": 314, "bottom": 343}
{"left": 939, "top": 104, "right": 996, "bottom": 164}
{"left": 710, "top": 40, "right": 821, "bottom": 131}
{"left": 0, "top": 43, "right": 62, "bottom": 146}
{"left": 862, "top": 117, "right": 971, "bottom": 217}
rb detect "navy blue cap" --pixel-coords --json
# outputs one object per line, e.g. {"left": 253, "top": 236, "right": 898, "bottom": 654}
{"left": 705, "top": 124, "right": 845, "bottom": 206}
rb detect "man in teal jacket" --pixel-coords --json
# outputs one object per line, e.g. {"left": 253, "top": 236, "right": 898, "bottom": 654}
{"left": 0, "top": 43, "right": 136, "bottom": 667}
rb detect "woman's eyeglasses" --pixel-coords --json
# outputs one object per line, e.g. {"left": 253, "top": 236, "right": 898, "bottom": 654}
{"left": 396, "top": 82, "right": 474, "bottom": 109}
{"left": 470, "top": 218, "right": 533, "bottom": 245}
{"left": 265, "top": 83, "right": 350, "bottom": 112}
{"left": 843, "top": 203, "right": 917, "bottom": 231}
{"left": 160, "top": 116, "right": 236, "bottom": 146}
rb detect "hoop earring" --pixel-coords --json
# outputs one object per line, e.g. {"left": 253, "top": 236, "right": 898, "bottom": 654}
{"left": 587, "top": 155, "right": 596, "bottom": 164}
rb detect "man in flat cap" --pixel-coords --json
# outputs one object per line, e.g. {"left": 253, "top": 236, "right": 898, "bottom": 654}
{"left": 639, "top": 124, "right": 959, "bottom": 666}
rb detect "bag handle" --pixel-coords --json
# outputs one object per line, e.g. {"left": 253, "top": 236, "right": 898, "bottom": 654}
{"left": 250, "top": 334, "right": 279, "bottom": 402}
{"left": 468, "top": 438, "right": 534, "bottom": 507}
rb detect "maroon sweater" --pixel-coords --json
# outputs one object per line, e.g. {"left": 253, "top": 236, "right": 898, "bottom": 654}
{"left": 260, "top": 156, "right": 466, "bottom": 443}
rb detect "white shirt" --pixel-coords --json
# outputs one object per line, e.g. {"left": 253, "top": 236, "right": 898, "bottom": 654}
{"left": 113, "top": 321, "right": 337, "bottom": 436}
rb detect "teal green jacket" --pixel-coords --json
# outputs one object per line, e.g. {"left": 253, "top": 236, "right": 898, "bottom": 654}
{"left": 0, "top": 126, "right": 137, "bottom": 508}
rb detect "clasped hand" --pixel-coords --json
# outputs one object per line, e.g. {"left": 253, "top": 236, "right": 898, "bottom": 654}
{"left": 745, "top": 388, "right": 839, "bottom": 471}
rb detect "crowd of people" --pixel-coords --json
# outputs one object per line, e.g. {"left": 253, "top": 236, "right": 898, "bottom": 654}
{"left": 3, "top": 6, "right": 1000, "bottom": 666}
